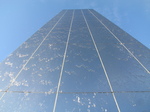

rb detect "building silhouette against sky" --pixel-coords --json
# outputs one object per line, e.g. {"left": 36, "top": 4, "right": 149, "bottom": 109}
{"left": 0, "top": 9, "right": 150, "bottom": 112}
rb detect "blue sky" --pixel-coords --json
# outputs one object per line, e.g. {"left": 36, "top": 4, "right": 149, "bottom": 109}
{"left": 0, "top": 0, "right": 150, "bottom": 62}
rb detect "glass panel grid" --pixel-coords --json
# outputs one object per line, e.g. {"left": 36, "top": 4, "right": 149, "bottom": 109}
{"left": 0, "top": 9, "right": 149, "bottom": 112}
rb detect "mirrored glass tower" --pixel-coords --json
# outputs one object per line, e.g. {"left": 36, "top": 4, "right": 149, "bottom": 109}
{"left": 0, "top": 9, "right": 150, "bottom": 112}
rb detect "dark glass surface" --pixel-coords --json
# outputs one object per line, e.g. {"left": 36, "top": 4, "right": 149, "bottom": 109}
{"left": 9, "top": 11, "right": 73, "bottom": 92}
{"left": 96, "top": 43, "right": 150, "bottom": 91}
{"left": 60, "top": 12, "right": 110, "bottom": 92}
{"left": 115, "top": 92, "right": 150, "bottom": 112}
{"left": 0, "top": 9, "right": 150, "bottom": 112}
{"left": 123, "top": 43, "right": 150, "bottom": 68}
{"left": 0, "top": 93, "right": 55, "bottom": 112}
{"left": 0, "top": 10, "right": 67, "bottom": 91}
{"left": 89, "top": 9, "right": 150, "bottom": 69}
{"left": 56, "top": 93, "right": 118, "bottom": 112}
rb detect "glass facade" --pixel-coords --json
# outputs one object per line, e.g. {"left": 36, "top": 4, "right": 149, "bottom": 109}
{"left": 0, "top": 9, "right": 150, "bottom": 112}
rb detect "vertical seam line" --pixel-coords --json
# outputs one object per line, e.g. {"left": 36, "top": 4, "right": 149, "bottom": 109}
{"left": 89, "top": 9, "right": 150, "bottom": 74}
{"left": 81, "top": 10, "right": 121, "bottom": 112}
{"left": 52, "top": 10, "right": 74, "bottom": 112}
{"left": 0, "top": 10, "right": 67, "bottom": 100}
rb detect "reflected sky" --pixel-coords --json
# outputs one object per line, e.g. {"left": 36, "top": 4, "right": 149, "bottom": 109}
{"left": 0, "top": 9, "right": 150, "bottom": 112}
